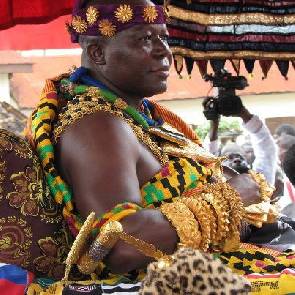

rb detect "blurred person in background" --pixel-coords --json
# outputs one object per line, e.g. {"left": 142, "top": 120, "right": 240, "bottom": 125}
{"left": 204, "top": 95, "right": 277, "bottom": 186}
{"left": 276, "top": 132, "right": 295, "bottom": 207}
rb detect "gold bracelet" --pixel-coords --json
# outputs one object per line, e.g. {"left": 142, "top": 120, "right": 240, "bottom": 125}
{"left": 183, "top": 182, "right": 244, "bottom": 252}
{"left": 199, "top": 189, "right": 230, "bottom": 244}
{"left": 248, "top": 170, "right": 275, "bottom": 201}
{"left": 220, "top": 183, "right": 244, "bottom": 252}
{"left": 160, "top": 202, "right": 202, "bottom": 249}
{"left": 178, "top": 197, "right": 212, "bottom": 251}
{"left": 63, "top": 212, "right": 97, "bottom": 281}
{"left": 77, "top": 220, "right": 123, "bottom": 274}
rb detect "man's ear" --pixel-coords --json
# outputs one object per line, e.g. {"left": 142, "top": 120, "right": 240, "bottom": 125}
{"left": 87, "top": 43, "right": 106, "bottom": 65}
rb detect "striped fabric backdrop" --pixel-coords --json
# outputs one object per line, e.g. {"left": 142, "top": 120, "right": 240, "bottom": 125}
{"left": 166, "top": 0, "right": 295, "bottom": 77}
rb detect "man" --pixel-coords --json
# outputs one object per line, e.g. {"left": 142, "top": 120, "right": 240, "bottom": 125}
{"left": 220, "top": 142, "right": 250, "bottom": 174}
{"left": 205, "top": 96, "right": 277, "bottom": 185}
{"left": 0, "top": 0, "right": 274, "bottom": 289}
{"left": 274, "top": 123, "right": 295, "bottom": 140}
{"left": 52, "top": 0, "right": 263, "bottom": 274}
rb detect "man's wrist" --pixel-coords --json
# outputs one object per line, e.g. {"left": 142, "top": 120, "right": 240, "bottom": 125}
{"left": 239, "top": 108, "right": 253, "bottom": 123}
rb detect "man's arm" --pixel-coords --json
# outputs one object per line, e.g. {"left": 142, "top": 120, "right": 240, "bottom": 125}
{"left": 55, "top": 112, "right": 178, "bottom": 273}
{"left": 208, "top": 119, "right": 220, "bottom": 155}
{"left": 202, "top": 97, "right": 220, "bottom": 155}
{"left": 239, "top": 107, "right": 277, "bottom": 185}
{"left": 55, "top": 111, "right": 260, "bottom": 273}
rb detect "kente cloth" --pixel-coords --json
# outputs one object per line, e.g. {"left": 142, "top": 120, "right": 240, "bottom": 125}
{"left": 0, "top": 73, "right": 293, "bottom": 293}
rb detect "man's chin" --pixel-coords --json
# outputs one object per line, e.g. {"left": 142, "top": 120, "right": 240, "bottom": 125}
{"left": 233, "top": 165, "right": 249, "bottom": 174}
{"left": 144, "top": 83, "right": 167, "bottom": 97}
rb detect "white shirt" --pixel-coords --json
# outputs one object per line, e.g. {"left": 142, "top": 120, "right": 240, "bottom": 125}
{"left": 206, "top": 115, "right": 277, "bottom": 185}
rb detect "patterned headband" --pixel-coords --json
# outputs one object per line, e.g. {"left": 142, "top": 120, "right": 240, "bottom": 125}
{"left": 68, "top": 4, "right": 166, "bottom": 42}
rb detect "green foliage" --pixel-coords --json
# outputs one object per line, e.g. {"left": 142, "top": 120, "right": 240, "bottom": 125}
{"left": 194, "top": 119, "right": 242, "bottom": 140}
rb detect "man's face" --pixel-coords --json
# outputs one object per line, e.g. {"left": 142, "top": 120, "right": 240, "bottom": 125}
{"left": 243, "top": 145, "right": 255, "bottom": 165}
{"left": 101, "top": 23, "right": 172, "bottom": 98}
{"left": 277, "top": 134, "right": 295, "bottom": 164}
{"left": 223, "top": 152, "right": 250, "bottom": 174}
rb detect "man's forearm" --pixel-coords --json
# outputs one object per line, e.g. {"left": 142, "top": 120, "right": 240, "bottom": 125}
{"left": 209, "top": 119, "right": 219, "bottom": 142}
{"left": 104, "top": 209, "right": 178, "bottom": 274}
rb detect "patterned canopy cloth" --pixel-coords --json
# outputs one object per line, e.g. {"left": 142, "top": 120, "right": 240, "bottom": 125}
{"left": 166, "top": 0, "right": 295, "bottom": 78}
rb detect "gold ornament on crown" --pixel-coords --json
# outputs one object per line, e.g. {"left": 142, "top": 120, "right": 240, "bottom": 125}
{"left": 143, "top": 6, "right": 158, "bottom": 23}
{"left": 115, "top": 5, "right": 134, "bottom": 23}
{"left": 72, "top": 16, "right": 88, "bottom": 33}
{"left": 86, "top": 6, "right": 99, "bottom": 25}
{"left": 98, "top": 19, "right": 116, "bottom": 37}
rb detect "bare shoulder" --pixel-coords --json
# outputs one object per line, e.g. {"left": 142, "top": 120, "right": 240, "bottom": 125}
{"left": 55, "top": 111, "right": 142, "bottom": 216}
{"left": 57, "top": 111, "right": 139, "bottom": 168}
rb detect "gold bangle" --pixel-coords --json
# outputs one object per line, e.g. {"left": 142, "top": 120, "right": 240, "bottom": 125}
{"left": 178, "top": 197, "right": 212, "bottom": 251}
{"left": 199, "top": 190, "right": 230, "bottom": 244}
{"left": 160, "top": 202, "right": 202, "bottom": 249}
{"left": 248, "top": 170, "right": 275, "bottom": 201}
{"left": 220, "top": 183, "right": 244, "bottom": 251}
{"left": 183, "top": 182, "right": 243, "bottom": 252}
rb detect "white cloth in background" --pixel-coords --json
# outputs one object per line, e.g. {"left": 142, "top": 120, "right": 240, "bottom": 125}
{"left": 243, "top": 115, "right": 277, "bottom": 186}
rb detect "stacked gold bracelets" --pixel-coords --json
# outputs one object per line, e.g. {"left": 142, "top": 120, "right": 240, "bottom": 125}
{"left": 63, "top": 171, "right": 277, "bottom": 279}
{"left": 160, "top": 182, "right": 244, "bottom": 252}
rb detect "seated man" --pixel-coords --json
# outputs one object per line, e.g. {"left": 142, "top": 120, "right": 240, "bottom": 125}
{"left": 0, "top": 0, "right": 294, "bottom": 294}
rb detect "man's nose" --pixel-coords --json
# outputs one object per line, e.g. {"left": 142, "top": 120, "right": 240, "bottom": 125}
{"left": 233, "top": 158, "right": 241, "bottom": 165}
{"left": 153, "top": 37, "right": 172, "bottom": 59}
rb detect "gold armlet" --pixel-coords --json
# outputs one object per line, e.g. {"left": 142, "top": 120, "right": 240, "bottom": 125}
{"left": 160, "top": 202, "right": 202, "bottom": 249}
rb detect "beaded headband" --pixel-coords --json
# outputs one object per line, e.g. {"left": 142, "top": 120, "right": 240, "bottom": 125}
{"left": 68, "top": 4, "right": 166, "bottom": 42}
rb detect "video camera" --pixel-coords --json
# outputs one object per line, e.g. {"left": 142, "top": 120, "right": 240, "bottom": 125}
{"left": 203, "top": 69, "right": 249, "bottom": 120}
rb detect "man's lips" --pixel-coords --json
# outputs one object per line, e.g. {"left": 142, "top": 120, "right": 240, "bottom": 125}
{"left": 150, "top": 67, "right": 170, "bottom": 78}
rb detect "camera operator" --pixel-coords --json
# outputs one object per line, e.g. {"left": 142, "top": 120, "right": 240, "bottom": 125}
{"left": 202, "top": 70, "right": 295, "bottom": 250}
{"left": 203, "top": 71, "right": 277, "bottom": 186}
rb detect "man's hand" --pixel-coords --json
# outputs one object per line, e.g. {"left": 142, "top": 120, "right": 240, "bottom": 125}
{"left": 227, "top": 174, "right": 260, "bottom": 206}
{"left": 218, "top": 95, "right": 253, "bottom": 123}
{"left": 202, "top": 97, "right": 220, "bottom": 121}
